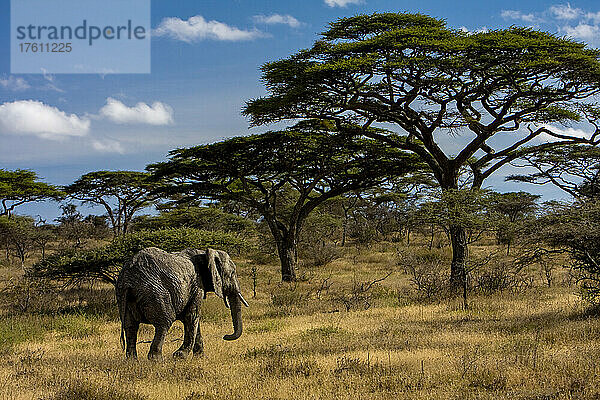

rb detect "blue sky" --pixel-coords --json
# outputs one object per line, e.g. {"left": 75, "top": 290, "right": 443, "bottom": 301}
{"left": 1, "top": 0, "right": 600, "bottom": 220}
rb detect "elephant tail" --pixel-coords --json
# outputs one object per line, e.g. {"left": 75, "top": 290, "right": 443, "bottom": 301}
{"left": 117, "top": 286, "right": 128, "bottom": 351}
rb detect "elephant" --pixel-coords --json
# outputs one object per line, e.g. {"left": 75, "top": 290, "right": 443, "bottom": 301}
{"left": 116, "top": 247, "right": 249, "bottom": 360}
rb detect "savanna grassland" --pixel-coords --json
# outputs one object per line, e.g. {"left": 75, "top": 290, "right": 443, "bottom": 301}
{"left": 0, "top": 241, "right": 599, "bottom": 400}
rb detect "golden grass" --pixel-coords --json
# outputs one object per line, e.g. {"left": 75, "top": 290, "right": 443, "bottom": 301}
{"left": 1, "top": 245, "right": 599, "bottom": 399}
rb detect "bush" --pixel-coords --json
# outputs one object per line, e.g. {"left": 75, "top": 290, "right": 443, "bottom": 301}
{"left": 472, "top": 258, "right": 533, "bottom": 294}
{"left": 132, "top": 206, "right": 256, "bottom": 235}
{"left": 31, "top": 228, "right": 252, "bottom": 285}
{"left": 300, "top": 243, "right": 342, "bottom": 268}
{"left": 400, "top": 249, "right": 449, "bottom": 300}
{"left": 533, "top": 200, "right": 600, "bottom": 304}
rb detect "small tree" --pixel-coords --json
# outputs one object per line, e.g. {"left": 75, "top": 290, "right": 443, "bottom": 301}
{"left": 64, "top": 171, "right": 155, "bottom": 236}
{"left": 0, "top": 215, "right": 37, "bottom": 268}
{"left": 489, "top": 192, "right": 539, "bottom": 255}
{"left": 149, "top": 121, "right": 419, "bottom": 281}
{"left": 0, "top": 169, "right": 64, "bottom": 217}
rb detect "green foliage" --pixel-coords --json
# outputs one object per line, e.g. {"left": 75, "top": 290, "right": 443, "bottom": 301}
{"left": 31, "top": 228, "right": 251, "bottom": 285}
{"left": 0, "top": 169, "right": 64, "bottom": 216}
{"left": 416, "top": 190, "right": 493, "bottom": 241}
{"left": 133, "top": 206, "right": 256, "bottom": 234}
{"left": 488, "top": 192, "right": 539, "bottom": 253}
{"left": 0, "top": 215, "right": 39, "bottom": 266}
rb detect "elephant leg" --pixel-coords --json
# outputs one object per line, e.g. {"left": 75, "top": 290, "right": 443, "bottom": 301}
{"left": 193, "top": 321, "right": 204, "bottom": 356}
{"left": 174, "top": 305, "right": 199, "bottom": 359}
{"left": 148, "top": 324, "right": 170, "bottom": 361}
{"left": 125, "top": 320, "right": 139, "bottom": 359}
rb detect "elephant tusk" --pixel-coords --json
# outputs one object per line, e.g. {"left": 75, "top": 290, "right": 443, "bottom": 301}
{"left": 238, "top": 292, "right": 249, "bottom": 307}
{"left": 224, "top": 296, "right": 230, "bottom": 309}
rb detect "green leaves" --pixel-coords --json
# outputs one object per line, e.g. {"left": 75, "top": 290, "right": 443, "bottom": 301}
{"left": 30, "top": 228, "right": 250, "bottom": 285}
{"left": 0, "top": 169, "right": 64, "bottom": 216}
{"left": 150, "top": 122, "right": 421, "bottom": 214}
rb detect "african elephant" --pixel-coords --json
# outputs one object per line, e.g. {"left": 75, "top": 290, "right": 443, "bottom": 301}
{"left": 116, "top": 247, "right": 248, "bottom": 360}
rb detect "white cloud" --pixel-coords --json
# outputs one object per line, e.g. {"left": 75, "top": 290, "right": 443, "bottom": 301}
{"left": 500, "top": 10, "right": 537, "bottom": 23}
{"left": 154, "top": 15, "right": 264, "bottom": 42}
{"left": 563, "top": 23, "right": 600, "bottom": 41}
{"left": 99, "top": 98, "right": 174, "bottom": 126}
{"left": 91, "top": 139, "right": 125, "bottom": 154}
{"left": 500, "top": 5, "right": 600, "bottom": 47}
{"left": 0, "top": 100, "right": 90, "bottom": 140}
{"left": 253, "top": 14, "right": 302, "bottom": 28}
{"left": 0, "top": 76, "right": 30, "bottom": 91}
{"left": 586, "top": 11, "right": 600, "bottom": 24}
{"left": 324, "top": 0, "right": 362, "bottom": 7}
{"left": 550, "top": 4, "right": 582, "bottom": 20}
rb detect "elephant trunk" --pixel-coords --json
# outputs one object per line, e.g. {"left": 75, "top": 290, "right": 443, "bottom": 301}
{"left": 223, "top": 292, "right": 243, "bottom": 341}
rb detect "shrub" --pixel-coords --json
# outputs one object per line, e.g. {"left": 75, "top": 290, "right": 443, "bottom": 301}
{"left": 472, "top": 259, "right": 533, "bottom": 294}
{"left": 31, "top": 228, "right": 252, "bottom": 285}
{"left": 400, "top": 249, "right": 449, "bottom": 300}
{"left": 300, "top": 243, "right": 341, "bottom": 268}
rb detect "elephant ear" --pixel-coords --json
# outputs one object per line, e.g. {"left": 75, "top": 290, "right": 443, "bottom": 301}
{"left": 206, "top": 248, "right": 224, "bottom": 299}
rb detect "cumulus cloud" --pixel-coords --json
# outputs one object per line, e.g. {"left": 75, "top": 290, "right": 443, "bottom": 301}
{"left": 324, "top": 0, "right": 362, "bottom": 7}
{"left": 253, "top": 14, "right": 302, "bottom": 28}
{"left": 550, "top": 4, "right": 582, "bottom": 20}
{"left": 99, "top": 98, "right": 174, "bottom": 126}
{"left": 91, "top": 139, "right": 125, "bottom": 154}
{"left": 563, "top": 23, "right": 600, "bottom": 41}
{"left": 0, "top": 100, "right": 90, "bottom": 140}
{"left": 154, "top": 15, "right": 264, "bottom": 42}
{"left": 0, "top": 76, "right": 30, "bottom": 91}
{"left": 500, "top": 10, "right": 537, "bottom": 23}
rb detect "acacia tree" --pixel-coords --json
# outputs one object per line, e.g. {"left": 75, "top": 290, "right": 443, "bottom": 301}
{"left": 64, "top": 171, "right": 155, "bottom": 236}
{"left": 489, "top": 192, "right": 539, "bottom": 255}
{"left": 243, "top": 12, "right": 600, "bottom": 289}
{"left": 0, "top": 169, "right": 64, "bottom": 217}
{"left": 0, "top": 215, "right": 37, "bottom": 268}
{"left": 149, "top": 121, "right": 418, "bottom": 281}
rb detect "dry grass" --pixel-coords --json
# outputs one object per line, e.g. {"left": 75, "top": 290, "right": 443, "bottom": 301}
{"left": 0, "top": 244, "right": 599, "bottom": 399}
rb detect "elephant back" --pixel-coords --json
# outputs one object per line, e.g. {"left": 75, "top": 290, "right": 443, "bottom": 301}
{"left": 124, "top": 247, "right": 197, "bottom": 315}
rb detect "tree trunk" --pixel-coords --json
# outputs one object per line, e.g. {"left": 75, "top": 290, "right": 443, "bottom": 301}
{"left": 449, "top": 224, "right": 468, "bottom": 291}
{"left": 276, "top": 235, "right": 297, "bottom": 282}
